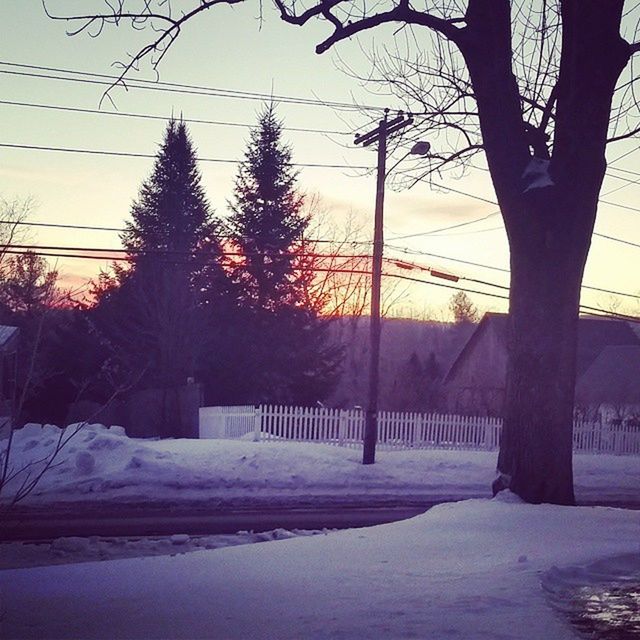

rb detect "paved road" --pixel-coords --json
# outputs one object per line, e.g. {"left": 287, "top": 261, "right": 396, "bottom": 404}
{"left": 2, "top": 498, "right": 638, "bottom": 541}
{"left": 0, "top": 504, "right": 442, "bottom": 541}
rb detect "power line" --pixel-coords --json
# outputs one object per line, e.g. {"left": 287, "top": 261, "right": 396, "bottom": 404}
{"left": 608, "top": 145, "right": 640, "bottom": 165}
{"left": 0, "top": 246, "right": 516, "bottom": 304}
{"left": 6, "top": 62, "right": 640, "bottom": 202}
{"left": 0, "top": 142, "right": 372, "bottom": 170}
{"left": 0, "top": 219, "right": 124, "bottom": 233}
{"left": 386, "top": 244, "right": 509, "bottom": 272}
{"left": 0, "top": 219, "right": 375, "bottom": 246}
{"left": 0, "top": 61, "right": 384, "bottom": 112}
{"left": 389, "top": 211, "right": 501, "bottom": 240}
{"left": 424, "top": 226, "right": 504, "bottom": 237}
{"left": 593, "top": 231, "right": 640, "bottom": 249}
{"left": 386, "top": 244, "right": 640, "bottom": 301}
{"left": 578, "top": 304, "right": 640, "bottom": 322}
{"left": 6, "top": 132, "right": 639, "bottom": 214}
{"left": 2, "top": 217, "right": 637, "bottom": 298}
{"left": 7, "top": 239, "right": 639, "bottom": 303}
{"left": 5, "top": 245, "right": 637, "bottom": 322}
{"left": 469, "top": 161, "right": 640, "bottom": 212}
{"left": 3, "top": 242, "right": 374, "bottom": 261}
{"left": 427, "top": 182, "right": 499, "bottom": 206}
{"left": 0, "top": 99, "right": 350, "bottom": 137}
{"left": 599, "top": 198, "right": 640, "bottom": 213}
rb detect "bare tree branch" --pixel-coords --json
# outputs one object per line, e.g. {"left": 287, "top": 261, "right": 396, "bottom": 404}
{"left": 43, "top": 0, "right": 244, "bottom": 105}
{"left": 273, "top": 0, "right": 466, "bottom": 54}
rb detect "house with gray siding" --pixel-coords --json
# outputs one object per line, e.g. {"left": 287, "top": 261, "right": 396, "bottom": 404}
{"left": 443, "top": 313, "right": 640, "bottom": 417}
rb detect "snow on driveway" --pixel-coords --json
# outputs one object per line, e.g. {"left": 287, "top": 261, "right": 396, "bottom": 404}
{"left": 1, "top": 494, "right": 639, "bottom": 639}
{"left": 2, "top": 423, "right": 638, "bottom": 506}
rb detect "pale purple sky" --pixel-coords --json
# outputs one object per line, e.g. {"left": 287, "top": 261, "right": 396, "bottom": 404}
{"left": 1, "top": 2, "right": 639, "bottom": 317}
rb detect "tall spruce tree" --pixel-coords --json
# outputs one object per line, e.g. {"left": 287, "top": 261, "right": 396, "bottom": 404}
{"left": 95, "top": 119, "right": 226, "bottom": 394}
{"left": 229, "top": 104, "right": 306, "bottom": 310}
{"left": 228, "top": 105, "right": 342, "bottom": 404}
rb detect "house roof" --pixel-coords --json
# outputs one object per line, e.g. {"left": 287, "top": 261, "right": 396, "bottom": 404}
{"left": 575, "top": 316, "right": 640, "bottom": 376}
{"left": 0, "top": 325, "right": 18, "bottom": 353}
{"left": 445, "top": 312, "right": 640, "bottom": 383}
{"left": 444, "top": 312, "right": 505, "bottom": 383}
{"left": 575, "top": 345, "right": 640, "bottom": 405}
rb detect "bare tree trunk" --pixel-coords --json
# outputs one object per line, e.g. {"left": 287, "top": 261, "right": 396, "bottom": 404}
{"left": 497, "top": 203, "right": 587, "bottom": 504}
{"left": 462, "top": 1, "right": 630, "bottom": 504}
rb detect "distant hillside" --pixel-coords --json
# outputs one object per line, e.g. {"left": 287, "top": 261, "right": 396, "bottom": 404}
{"left": 326, "top": 317, "right": 475, "bottom": 411}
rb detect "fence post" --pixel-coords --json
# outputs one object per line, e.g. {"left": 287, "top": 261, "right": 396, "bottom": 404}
{"left": 254, "top": 405, "right": 262, "bottom": 442}
{"left": 484, "top": 418, "right": 491, "bottom": 450}
{"left": 338, "top": 410, "right": 346, "bottom": 447}
{"left": 613, "top": 426, "right": 622, "bottom": 455}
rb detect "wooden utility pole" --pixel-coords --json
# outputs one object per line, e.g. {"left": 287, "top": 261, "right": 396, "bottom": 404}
{"left": 355, "top": 110, "right": 413, "bottom": 465}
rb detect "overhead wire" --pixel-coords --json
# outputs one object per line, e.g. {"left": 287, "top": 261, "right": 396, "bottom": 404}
{"left": 1, "top": 215, "right": 638, "bottom": 297}
{"left": 3, "top": 245, "right": 637, "bottom": 322}
{"left": 3, "top": 59, "right": 638, "bottom": 307}
{"left": 0, "top": 99, "right": 351, "bottom": 137}
{"left": 5, "top": 240, "right": 639, "bottom": 303}
{"left": 0, "top": 142, "right": 373, "bottom": 170}
{"left": 389, "top": 211, "right": 501, "bottom": 240}
{"left": 385, "top": 245, "right": 640, "bottom": 301}
{"left": 0, "top": 61, "right": 385, "bottom": 112}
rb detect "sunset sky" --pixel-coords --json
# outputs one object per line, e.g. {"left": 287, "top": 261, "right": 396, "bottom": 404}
{"left": 1, "top": 2, "right": 639, "bottom": 318}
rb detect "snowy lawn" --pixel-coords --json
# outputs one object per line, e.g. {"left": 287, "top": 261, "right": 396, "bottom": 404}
{"left": 1, "top": 423, "right": 639, "bottom": 506}
{"left": 1, "top": 494, "right": 638, "bottom": 639}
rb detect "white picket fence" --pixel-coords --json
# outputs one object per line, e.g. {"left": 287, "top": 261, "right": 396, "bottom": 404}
{"left": 572, "top": 419, "right": 640, "bottom": 455}
{"left": 256, "top": 406, "right": 502, "bottom": 450}
{"left": 199, "top": 405, "right": 256, "bottom": 439}
{"left": 199, "top": 405, "right": 640, "bottom": 455}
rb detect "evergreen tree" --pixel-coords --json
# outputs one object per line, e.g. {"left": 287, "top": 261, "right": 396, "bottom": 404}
{"left": 227, "top": 106, "right": 342, "bottom": 405}
{"left": 389, "top": 351, "right": 442, "bottom": 412}
{"left": 94, "top": 120, "right": 227, "bottom": 392}
{"left": 229, "top": 104, "right": 306, "bottom": 310}
{"left": 122, "top": 119, "right": 216, "bottom": 262}
{"left": 448, "top": 291, "right": 479, "bottom": 325}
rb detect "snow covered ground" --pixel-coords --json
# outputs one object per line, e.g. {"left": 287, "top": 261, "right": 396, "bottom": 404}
{"left": 2, "top": 423, "right": 639, "bottom": 506}
{"left": 1, "top": 494, "right": 639, "bottom": 639}
{"left": 1, "top": 424, "right": 639, "bottom": 638}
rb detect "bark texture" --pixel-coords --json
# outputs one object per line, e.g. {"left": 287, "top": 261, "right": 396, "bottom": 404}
{"left": 460, "top": 1, "right": 630, "bottom": 504}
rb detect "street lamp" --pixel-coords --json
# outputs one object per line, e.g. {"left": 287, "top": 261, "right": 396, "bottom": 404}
{"left": 385, "top": 141, "right": 431, "bottom": 177}
{"left": 354, "top": 114, "right": 431, "bottom": 465}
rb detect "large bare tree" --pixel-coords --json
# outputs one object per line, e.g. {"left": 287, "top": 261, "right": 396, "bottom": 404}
{"left": 44, "top": 1, "right": 640, "bottom": 504}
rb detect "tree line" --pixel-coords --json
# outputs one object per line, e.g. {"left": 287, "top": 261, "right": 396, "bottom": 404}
{"left": 1, "top": 107, "right": 483, "bottom": 434}
{"left": 1, "top": 107, "right": 345, "bottom": 432}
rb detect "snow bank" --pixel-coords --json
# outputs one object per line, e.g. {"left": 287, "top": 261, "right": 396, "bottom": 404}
{"left": 1, "top": 496, "right": 638, "bottom": 639}
{"left": 0, "top": 528, "right": 330, "bottom": 570}
{"left": 2, "top": 423, "right": 638, "bottom": 506}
